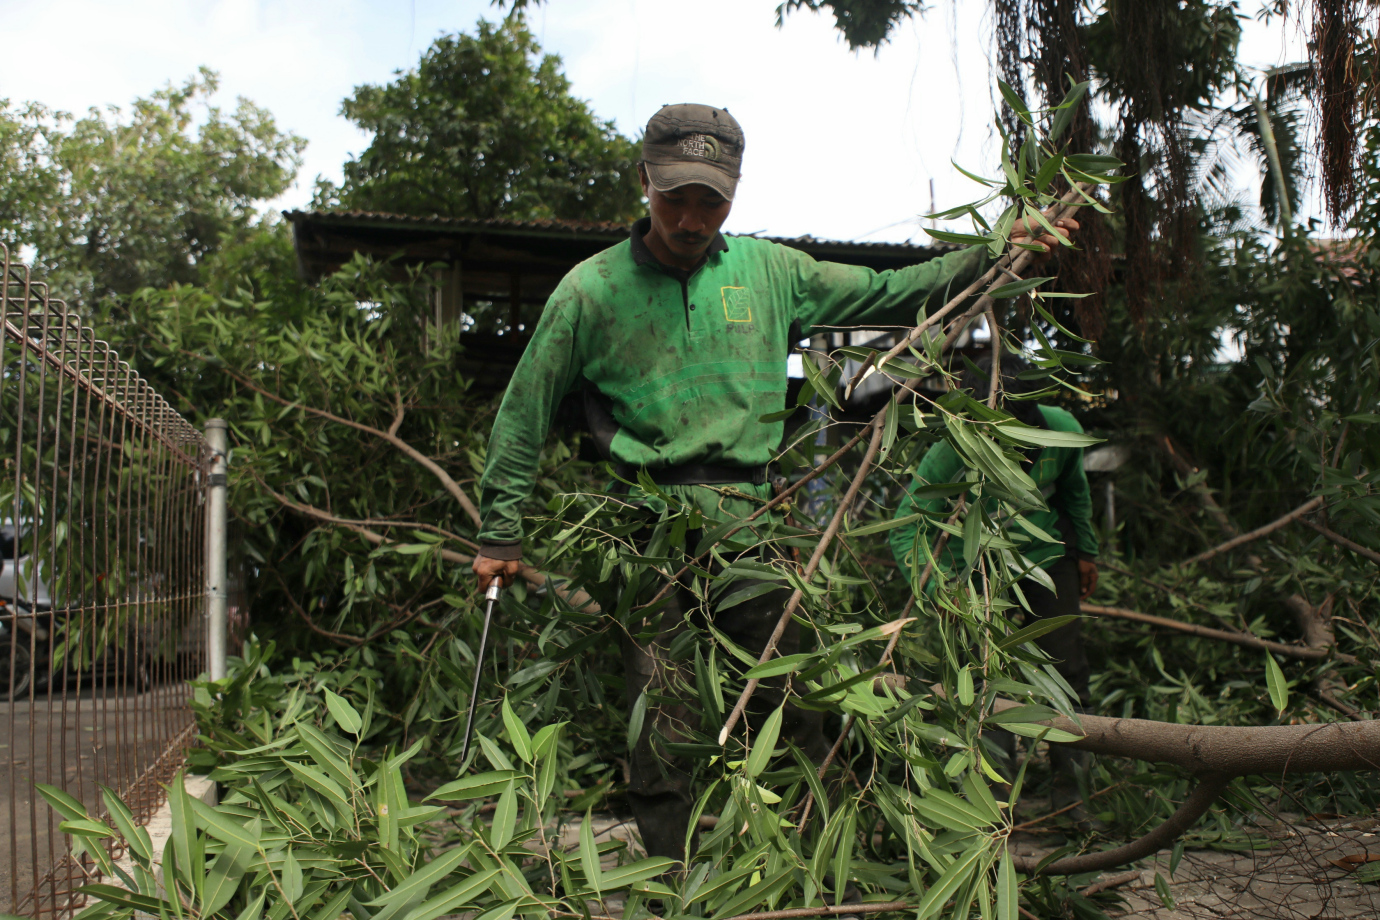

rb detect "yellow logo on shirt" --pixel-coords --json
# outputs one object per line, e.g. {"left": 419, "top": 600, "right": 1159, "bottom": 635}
{"left": 721, "top": 286, "right": 752, "bottom": 322}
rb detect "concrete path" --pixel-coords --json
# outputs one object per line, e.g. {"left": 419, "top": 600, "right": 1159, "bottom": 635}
{"left": 0, "top": 685, "right": 193, "bottom": 915}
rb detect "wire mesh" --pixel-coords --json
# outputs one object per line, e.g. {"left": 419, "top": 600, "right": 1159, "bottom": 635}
{"left": 0, "top": 243, "right": 210, "bottom": 918}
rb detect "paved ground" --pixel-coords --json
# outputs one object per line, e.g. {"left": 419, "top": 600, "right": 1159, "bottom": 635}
{"left": 1095, "top": 818, "right": 1380, "bottom": 919}
{"left": 0, "top": 686, "right": 192, "bottom": 916}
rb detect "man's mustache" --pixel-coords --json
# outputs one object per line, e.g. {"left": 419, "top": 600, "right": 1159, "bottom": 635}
{"left": 671, "top": 233, "right": 709, "bottom": 246}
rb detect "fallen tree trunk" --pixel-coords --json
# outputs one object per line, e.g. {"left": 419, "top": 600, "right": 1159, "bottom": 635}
{"left": 993, "top": 697, "right": 1380, "bottom": 874}
{"left": 999, "top": 699, "right": 1380, "bottom": 774}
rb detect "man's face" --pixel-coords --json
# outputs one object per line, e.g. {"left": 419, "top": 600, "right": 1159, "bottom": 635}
{"left": 640, "top": 168, "right": 733, "bottom": 266}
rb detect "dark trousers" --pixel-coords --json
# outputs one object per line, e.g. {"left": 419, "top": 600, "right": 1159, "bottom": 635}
{"left": 619, "top": 574, "right": 830, "bottom": 862}
{"left": 1018, "top": 553, "right": 1090, "bottom": 706}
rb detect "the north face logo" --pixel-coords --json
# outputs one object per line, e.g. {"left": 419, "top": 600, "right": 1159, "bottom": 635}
{"left": 679, "top": 134, "right": 722, "bottom": 161}
{"left": 721, "top": 286, "right": 752, "bottom": 322}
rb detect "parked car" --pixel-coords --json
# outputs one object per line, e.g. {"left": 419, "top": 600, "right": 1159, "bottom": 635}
{"left": 0, "top": 524, "right": 53, "bottom": 699}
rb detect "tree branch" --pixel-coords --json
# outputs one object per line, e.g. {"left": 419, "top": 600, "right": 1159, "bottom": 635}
{"left": 1013, "top": 775, "right": 1230, "bottom": 876}
{"left": 222, "top": 366, "right": 484, "bottom": 528}
{"left": 1081, "top": 602, "right": 1356, "bottom": 665}
{"left": 718, "top": 408, "right": 889, "bottom": 745}
{"left": 259, "top": 476, "right": 599, "bottom": 615}
{"left": 1179, "top": 496, "right": 1325, "bottom": 567}
{"left": 1300, "top": 517, "right": 1380, "bottom": 566}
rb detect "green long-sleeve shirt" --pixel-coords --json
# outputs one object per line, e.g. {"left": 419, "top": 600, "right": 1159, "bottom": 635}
{"left": 477, "top": 218, "right": 989, "bottom": 552}
{"left": 888, "top": 405, "right": 1099, "bottom": 580}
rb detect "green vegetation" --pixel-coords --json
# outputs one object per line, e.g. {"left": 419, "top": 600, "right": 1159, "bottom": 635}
{"left": 2, "top": 6, "right": 1376, "bottom": 920}
{"left": 316, "top": 17, "right": 643, "bottom": 224}
{"left": 0, "top": 69, "right": 304, "bottom": 312}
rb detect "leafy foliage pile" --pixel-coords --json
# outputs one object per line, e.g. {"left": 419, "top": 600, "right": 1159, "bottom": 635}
{"left": 39, "top": 641, "right": 674, "bottom": 920}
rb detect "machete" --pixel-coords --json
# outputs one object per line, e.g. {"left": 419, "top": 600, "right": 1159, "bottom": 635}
{"left": 460, "top": 580, "right": 501, "bottom": 765}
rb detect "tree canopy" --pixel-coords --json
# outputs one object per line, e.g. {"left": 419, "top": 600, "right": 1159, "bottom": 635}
{"left": 317, "top": 17, "right": 644, "bottom": 224}
{"left": 0, "top": 69, "right": 303, "bottom": 311}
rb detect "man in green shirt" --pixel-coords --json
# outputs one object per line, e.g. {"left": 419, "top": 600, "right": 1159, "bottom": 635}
{"left": 472, "top": 104, "right": 1076, "bottom": 862}
{"left": 889, "top": 356, "right": 1099, "bottom": 781}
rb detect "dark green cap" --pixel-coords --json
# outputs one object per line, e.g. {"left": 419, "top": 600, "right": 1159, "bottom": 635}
{"left": 641, "top": 103, "right": 744, "bottom": 201}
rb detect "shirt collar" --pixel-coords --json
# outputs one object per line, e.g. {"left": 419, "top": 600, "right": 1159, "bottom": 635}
{"left": 629, "top": 216, "right": 729, "bottom": 278}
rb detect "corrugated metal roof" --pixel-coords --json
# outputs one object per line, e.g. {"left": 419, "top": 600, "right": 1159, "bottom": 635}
{"left": 281, "top": 209, "right": 947, "bottom": 255}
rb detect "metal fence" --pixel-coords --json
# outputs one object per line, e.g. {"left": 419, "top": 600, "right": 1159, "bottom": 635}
{"left": 0, "top": 244, "right": 222, "bottom": 918}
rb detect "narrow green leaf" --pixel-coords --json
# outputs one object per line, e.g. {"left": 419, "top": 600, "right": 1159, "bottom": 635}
{"left": 846, "top": 512, "right": 927, "bottom": 538}
{"left": 881, "top": 392, "right": 899, "bottom": 454}
{"left": 501, "top": 696, "right": 532, "bottom": 764}
{"left": 324, "top": 689, "right": 363, "bottom": 735}
{"left": 1033, "top": 151, "right": 1064, "bottom": 190}
{"left": 991, "top": 424, "right": 1100, "bottom": 449}
{"left": 282, "top": 847, "right": 304, "bottom": 903}
{"left": 924, "top": 229, "right": 994, "bottom": 245}
{"left": 1265, "top": 653, "right": 1289, "bottom": 713}
{"left": 189, "top": 797, "right": 260, "bottom": 850}
{"left": 1065, "top": 153, "right": 1123, "bottom": 173}
{"left": 996, "top": 615, "right": 1082, "bottom": 651}
{"left": 99, "top": 787, "right": 151, "bottom": 865}
{"left": 1154, "top": 871, "right": 1176, "bottom": 909}
{"left": 491, "top": 779, "right": 518, "bottom": 850}
{"left": 997, "top": 722, "right": 1084, "bottom": 742}
{"left": 77, "top": 885, "right": 176, "bottom": 916}
{"left": 711, "top": 867, "right": 794, "bottom": 919}
{"left": 580, "top": 809, "right": 602, "bottom": 897}
{"left": 996, "top": 847, "right": 1017, "bottom": 920}
{"left": 425, "top": 770, "right": 519, "bottom": 801}
{"left": 35, "top": 784, "right": 90, "bottom": 822}
{"left": 400, "top": 868, "right": 501, "bottom": 920}
{"left": 599, "top": 856, "right": 678, "bottom": 889}
{"left": 283, "top": 761, "right": 351, "bottom": 816}
{"left": 833, "top": 809, "right": 857, "bottom": 905}
{"left": 915, "top": 841, "right": 988, "bottom": 918}
{"left": 957, "top": 666, "right": 975, "bottom": 706}
{"left": 297, "top": 723, "right": 355, "bottom": 791}
{"left": 1048, "top": 79, "right": 1089, "bottom": 142}
{"left": 234, "top": 890, "right": 269, "bottom": 920}
{"left": 988, "top": 276, "right": 1053, "bottom": 299}
{"left": 998, "top": 79, "right": 1032, "bottom": 123}
{"left": 201, "top": 842, "right": 252, "bottom": 916}
{"left": 167, "top": 773, "right": 204, "bottom": 900}
{"left": 743, "top": 653, "right": 815, "bottom": 680}
{"left": 367, "top": 844, "right": 474, "bottom": 906}
{"left": 627, "top": 690, "right": 648, "bottom": 752}
{"left": 745, "top": 705, "right": 784, "bottom": 778}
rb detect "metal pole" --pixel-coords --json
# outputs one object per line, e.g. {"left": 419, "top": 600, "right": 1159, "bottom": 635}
{"left": 205, "top": 419, "right": 229, "bottom": 680}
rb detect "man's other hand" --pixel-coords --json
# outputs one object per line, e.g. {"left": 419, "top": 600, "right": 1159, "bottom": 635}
{"left": 1078, "top": 558, "right": 1098, "bottom": 600}
{"left": 474, "top": 554, "right": 521, "bottom": 591}
{"left": 1010, "top": 216, "right": 1079, "bottom": 265}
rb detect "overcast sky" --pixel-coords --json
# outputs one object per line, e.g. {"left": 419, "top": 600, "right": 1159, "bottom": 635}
{"left": 0, "top": 0, "right": 1311, "bottom": 243}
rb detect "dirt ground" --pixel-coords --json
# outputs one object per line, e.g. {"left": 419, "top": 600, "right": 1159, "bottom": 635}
{"left": 545, "top": 811, "right": 1380, "bottom": 920}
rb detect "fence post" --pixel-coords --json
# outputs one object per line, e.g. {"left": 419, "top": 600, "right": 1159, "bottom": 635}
{"left": 205, "top": 419, "right": 229, "bottom": 680}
